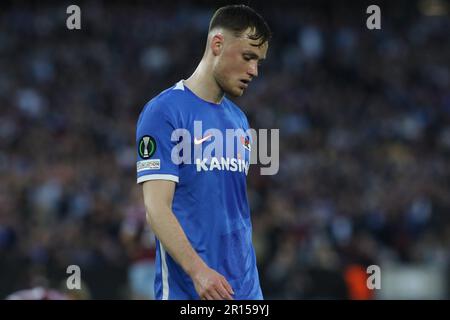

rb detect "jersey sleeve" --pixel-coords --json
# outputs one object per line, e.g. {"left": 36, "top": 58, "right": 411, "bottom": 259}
{"left": 136, "top": 100, "right": 179, "bottom": 184}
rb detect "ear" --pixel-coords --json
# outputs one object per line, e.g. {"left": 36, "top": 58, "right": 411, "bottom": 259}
{"left": 210, "top": 33, "right": 224, "bottom": 56}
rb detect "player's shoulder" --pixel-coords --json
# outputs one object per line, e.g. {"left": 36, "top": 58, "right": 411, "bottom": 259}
{"left": 139, "top": 81, "right": 186, "bottom": 119}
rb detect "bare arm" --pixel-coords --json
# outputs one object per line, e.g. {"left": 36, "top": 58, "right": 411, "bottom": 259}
{"left": 142, "top": 180, "right": 234, "bottom": 300}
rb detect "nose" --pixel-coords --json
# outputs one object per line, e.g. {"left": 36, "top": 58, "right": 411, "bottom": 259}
{"left": 248, "top": 61, "right": 258, "bottom": 78}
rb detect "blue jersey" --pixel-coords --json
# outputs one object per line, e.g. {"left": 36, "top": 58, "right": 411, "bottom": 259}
{"left": 136, "top": 80, "right": 263, "bottom": 300}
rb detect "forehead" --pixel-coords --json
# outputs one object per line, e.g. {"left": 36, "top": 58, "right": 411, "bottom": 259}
{"left": 224, "top": 28, "right": 269, "bottom": 55}
{"left": 232, "top": 36, "right": 268, "bottom": 58}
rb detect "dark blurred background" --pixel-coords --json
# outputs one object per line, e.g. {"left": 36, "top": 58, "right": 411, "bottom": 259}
{"left": 0, "top": 0, "right": 449, "bottom": 299}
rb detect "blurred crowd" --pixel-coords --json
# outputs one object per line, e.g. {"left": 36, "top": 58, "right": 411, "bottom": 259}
{"left": 1, "top": 1, "right": 449, "bottom": 299}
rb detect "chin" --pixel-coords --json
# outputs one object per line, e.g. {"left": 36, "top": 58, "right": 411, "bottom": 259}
{"left": 225, "top": 87, "right": 244, "bottom": 97}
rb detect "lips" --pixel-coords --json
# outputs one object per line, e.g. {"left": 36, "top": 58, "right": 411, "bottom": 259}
{"left": 240, "top": 79, "right": 250, "bottom": 88}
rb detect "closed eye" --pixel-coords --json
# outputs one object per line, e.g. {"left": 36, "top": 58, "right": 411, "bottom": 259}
{"left": 243, "top": 54, "right": 264, "bottom": 66}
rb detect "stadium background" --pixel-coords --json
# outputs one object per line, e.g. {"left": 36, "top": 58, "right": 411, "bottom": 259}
{"left": 0, "top": 0, "right": 449, "bottom": 299}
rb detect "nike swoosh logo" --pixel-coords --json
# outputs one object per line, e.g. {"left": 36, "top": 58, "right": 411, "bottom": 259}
{"left": 194, "top": 134, "right": 212, "bottom": 145}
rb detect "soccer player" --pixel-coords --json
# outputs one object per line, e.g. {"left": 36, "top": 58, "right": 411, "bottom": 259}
{"left": 136, "top": 5, "right": 270, "bottom": 300}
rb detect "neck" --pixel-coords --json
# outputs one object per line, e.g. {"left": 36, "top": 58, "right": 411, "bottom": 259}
{"left": 184, "top": 59, "right": 224, "bottom": 104}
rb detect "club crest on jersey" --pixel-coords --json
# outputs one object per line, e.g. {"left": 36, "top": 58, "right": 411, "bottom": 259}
{"left": 240, "top": 136, "right": 251, "bottom": 151}
{"left": 138, "top": 135, "right": 156, "bottom": 159}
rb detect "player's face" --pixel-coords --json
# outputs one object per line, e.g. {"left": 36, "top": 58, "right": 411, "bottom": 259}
{"left": 214, "top": 31, "right": 268, "bottom": 97}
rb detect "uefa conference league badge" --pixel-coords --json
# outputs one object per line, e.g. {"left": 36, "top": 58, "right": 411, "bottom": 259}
{"left": 138, "top": 135, "right": 157, "bottom": 159}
